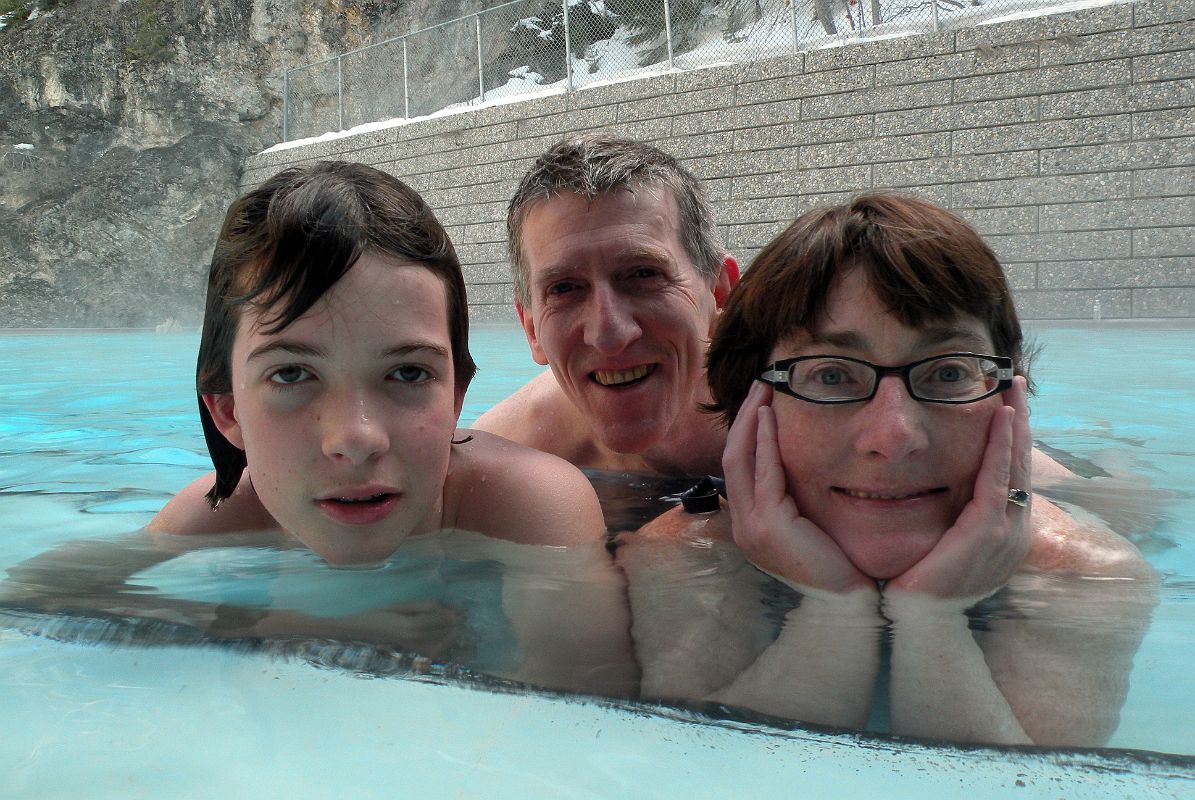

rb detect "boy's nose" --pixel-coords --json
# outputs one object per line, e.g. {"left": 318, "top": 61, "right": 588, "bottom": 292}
{"left": 321, "top": 394, "right": 389, "bottom": 465}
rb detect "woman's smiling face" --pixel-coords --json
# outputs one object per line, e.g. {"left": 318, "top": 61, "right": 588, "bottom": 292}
{"left": 769, "top": 269, "right": 1004, "bottom": 579}
{"left": 205, "top": 252, "right": 462, "bottom": 566}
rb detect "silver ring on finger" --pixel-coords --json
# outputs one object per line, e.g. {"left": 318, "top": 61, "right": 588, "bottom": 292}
{"left": 1007, "top": 488, "right": 1030, "bottom": 508}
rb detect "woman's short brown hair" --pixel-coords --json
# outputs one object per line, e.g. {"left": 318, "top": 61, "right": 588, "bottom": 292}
{"left": 707, "top": 193, "right": 1028, "bottom": 424}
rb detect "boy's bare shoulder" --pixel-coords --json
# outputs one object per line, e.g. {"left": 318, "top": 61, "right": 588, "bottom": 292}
{"left": 445, "top": 429, "right": 605, "bottom": 546}
{"left": 1026, "top": 494, "right": 1154, "bottom": 578}
{"left": 146, "top": 471, "right": 277, "bottom": 536}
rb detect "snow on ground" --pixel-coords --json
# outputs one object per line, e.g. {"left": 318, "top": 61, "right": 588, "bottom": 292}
{"left": 263, "top": 0, "right": 1131, "bottom": 155}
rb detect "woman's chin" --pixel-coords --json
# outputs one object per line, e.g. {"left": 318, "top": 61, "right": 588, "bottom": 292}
{"left": 839, "top": 535, "right": 943, "bottom": 582}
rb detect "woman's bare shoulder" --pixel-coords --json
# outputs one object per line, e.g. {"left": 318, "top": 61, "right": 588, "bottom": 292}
{"left": 146, "top": 471, "right": 278, "bottom": 536}
{"left": 1026, "top": 494, "right": 1154, "bottom": 578}
{"left": 444, "top": 429, "right": 605, "bottom": 546}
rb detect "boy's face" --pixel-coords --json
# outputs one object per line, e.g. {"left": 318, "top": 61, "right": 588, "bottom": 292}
{"left": 205, "top": 252, "right": 462, "bottom": 566}
{"left": 515, "top": 188, "right": 730, "bottom": 456}
{"left": 768, "top": 269, "right": 1004, "bottom": 579}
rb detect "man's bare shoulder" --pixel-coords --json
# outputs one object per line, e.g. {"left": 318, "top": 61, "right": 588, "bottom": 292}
{"left": 1026, "top": 495, "right": 1154, "bottom": 579}
{"left": 472, "top": 371, "right": 592, "bottom": 458}
{"left": 445, "top": 429, "right": 606, "bottom": 547}
{"left": 146, "top": 471, "right": 278, "bottom": 536}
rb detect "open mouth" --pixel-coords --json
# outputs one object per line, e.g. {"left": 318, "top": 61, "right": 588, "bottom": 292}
{"left": 327, "top": 493, "right": 394, "bottom": 505}
{"left": 592, "top": 364, "right": 656, "bottom": 387}
{"left": 835, "top": 487, "right": 947, "bottom": 501}
{"left": 316, "top": 492, "right": 400, "bottom": 525}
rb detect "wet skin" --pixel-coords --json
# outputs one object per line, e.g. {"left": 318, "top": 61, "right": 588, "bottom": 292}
{"left": 204, "top": 253, "right": 463, "bottom": 566}
{"left": 516, "top": 188, "right": 729, "bottom": 461}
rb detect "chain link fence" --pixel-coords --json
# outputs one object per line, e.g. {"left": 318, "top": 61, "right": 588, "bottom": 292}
{"left": 283, "top": 0, "right": 1085, "bottom": 141}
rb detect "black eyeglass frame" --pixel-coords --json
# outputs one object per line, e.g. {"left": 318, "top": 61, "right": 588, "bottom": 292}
{"left": 758, "top": 352, "right": 1015, "bottom": 405}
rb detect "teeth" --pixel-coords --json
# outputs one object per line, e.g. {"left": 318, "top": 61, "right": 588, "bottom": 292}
{"left": 335, "top": 493, "right": 387, "bottom": 503}
{"left": 593, "top": 364, "right": 654, "bottom": 386}
{"left": 844, "top": 489, "right": 923, "bottom": 501}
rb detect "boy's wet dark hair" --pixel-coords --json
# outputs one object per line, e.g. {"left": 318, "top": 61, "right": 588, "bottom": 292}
{"left": 197, "top": 160, "right": 476, "bottom": 506}
{"left": 707, "top": 192, "right": 1029, "bottom": 424}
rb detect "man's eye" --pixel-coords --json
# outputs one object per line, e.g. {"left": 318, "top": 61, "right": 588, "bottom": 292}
{"left": 628, "top": 266, "right": 664, "bottom": 280}
{"left": 392, "top": 365, "right": 430, "bottom": 383}
{"left": 268, "top": 365, "right": 311, "bottom": 385}
{"left": 545, "top": 282, "right": 578, "bottom": 296}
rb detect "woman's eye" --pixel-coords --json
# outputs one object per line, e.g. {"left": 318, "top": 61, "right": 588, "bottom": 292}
{"left": 392, "top": 365, "right": 430, "bottom": 383}
{"left": 935, "top": 366, "right": 963, "bottom": 382}
{"left": 813, "top": 367, "right": 849, "bottom": 385}
{"left": 929, "top": 361, "right": 975, "bottom": 383}
{"left": 269, "top": 365, "right": 310, "bottom": 385}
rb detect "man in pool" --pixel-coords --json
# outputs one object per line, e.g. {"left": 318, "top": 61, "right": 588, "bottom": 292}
{"left": 472, "top": 133, "right": 737, "bottom": 478}
{"left": 628, "top": 194, "right": 1157, "bottom": 746}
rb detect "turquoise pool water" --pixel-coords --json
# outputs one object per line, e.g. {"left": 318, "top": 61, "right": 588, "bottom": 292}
{"left": 1, "top": 323, "right": 1193, "bottom": 796}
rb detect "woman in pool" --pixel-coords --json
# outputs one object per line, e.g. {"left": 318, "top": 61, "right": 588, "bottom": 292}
{"left": 5, "top": 161, "right": 635, "bottom": 694}
{"left": 626, "top": 193, "right": 1156, "bottom": 745}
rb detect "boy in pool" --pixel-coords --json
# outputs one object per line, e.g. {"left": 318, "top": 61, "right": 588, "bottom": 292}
{"left": 4, "top": 161, "right": 635, "bottom": 695}
{"left": 622, "top": 194, "right": 1156, "bottom": 745}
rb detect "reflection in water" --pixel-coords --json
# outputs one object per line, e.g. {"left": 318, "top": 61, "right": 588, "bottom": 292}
{"left": 0, "top": 464, "right": 1173, "bottom": 751}
{"left": 605, "top": 468, "right": 1163, "bottom": 749}
{"left": 0, "top": 529, "right": 637, "bottom": 698}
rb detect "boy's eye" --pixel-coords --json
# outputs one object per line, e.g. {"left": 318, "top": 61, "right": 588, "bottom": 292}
{"left": 392, "top": 365, "right": 430, "bottom": 383}
{"left": 269, "top": 365, "right": 311, "bottom": 384}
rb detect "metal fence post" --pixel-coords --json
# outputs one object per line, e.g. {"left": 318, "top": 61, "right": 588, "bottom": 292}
{"left": 788, "top": 0, "right": 798, "bottom": 53}
{"left": 663, "top": 0, "right": 674, "bottom": 69}
{"left": 282, "top": 69, "right": 289, "bottom": 142}
{"left": 931, "top": 0, "right": 940, "bottom": 33}
{"left": 562, "top": 0, "right": 574, "bottom": 92}
{"left": 475, "top": 13, "right": 485, "bottom": 101}
{"left": 337, "top": 54, "right": 345, "bottom": 130}
{"left": 402, "top": 38, "right": 410, "bottom": 118}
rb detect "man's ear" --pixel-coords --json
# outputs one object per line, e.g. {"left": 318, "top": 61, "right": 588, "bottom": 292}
{"left": 713, "top": 255, "right": 739, "bottom": 310}
{"left": 515, "top": 300, "right": 549, "bottom": 366}
{"left": 202, "top": 393, "right": 244, "bottom": 450}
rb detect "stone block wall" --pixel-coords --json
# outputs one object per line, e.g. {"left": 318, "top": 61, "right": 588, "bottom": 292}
{"left": 242, "top": 0, "right": 1195, "bottom": 321}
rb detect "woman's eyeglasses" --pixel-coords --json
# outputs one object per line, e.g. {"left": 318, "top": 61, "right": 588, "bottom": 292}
{"left": 758, "top": 353, "right": 1014, "bottom": 405}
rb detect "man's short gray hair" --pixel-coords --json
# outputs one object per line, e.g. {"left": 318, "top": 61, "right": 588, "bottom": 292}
{"left": 507, "top": 133, "right": 726, "bottom": 306}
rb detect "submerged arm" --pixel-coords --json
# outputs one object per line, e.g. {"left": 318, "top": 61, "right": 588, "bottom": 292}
{"left": 974, "top": 499, "right": 1158, "bottom": 746}
{"left": 449, "top": 432, "right": 638, "bottom": 696}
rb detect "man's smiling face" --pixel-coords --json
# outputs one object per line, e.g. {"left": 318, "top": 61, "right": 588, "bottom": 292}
{"left": 516, "top": 188, "right": 726, "bottom": 457}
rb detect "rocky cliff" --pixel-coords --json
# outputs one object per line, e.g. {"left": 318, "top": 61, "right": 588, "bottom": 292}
{"left": 0, "top": 0, "right": 483, "bottom": 327}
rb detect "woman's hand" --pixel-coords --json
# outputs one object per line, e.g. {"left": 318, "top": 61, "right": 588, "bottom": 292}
{"left": 723, "top": 381, "right": 876, "bottom": 598}
{"left": 886, "top": 377, "right": 1034, "bottom": 608}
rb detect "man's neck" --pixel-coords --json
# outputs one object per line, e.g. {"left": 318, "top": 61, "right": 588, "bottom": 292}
{"left": 581, "top": 401, "right": 728, "bottom": 479}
